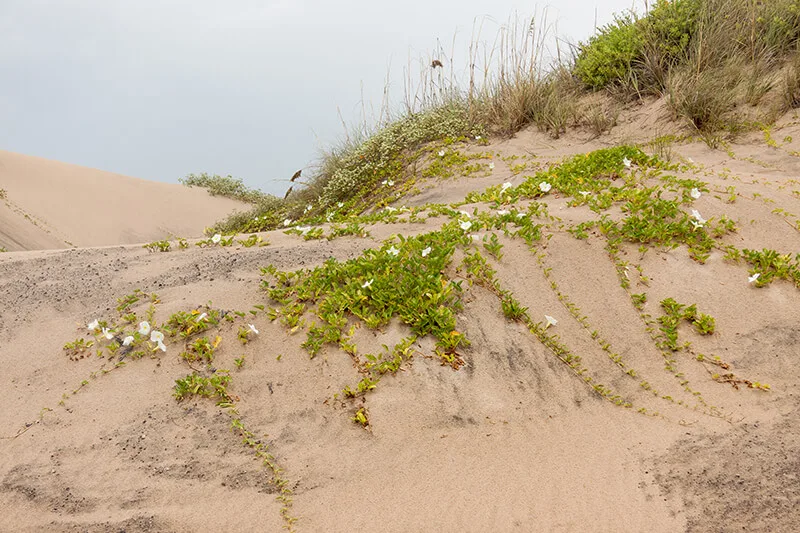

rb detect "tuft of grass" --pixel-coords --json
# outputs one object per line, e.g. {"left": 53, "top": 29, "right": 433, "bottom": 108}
{"left": 180, "top": 173, "right": 275, "bottom": 204}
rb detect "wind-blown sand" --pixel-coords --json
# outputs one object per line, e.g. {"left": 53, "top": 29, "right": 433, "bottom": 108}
{"left": 1, "top": 105, "right": 800, "bottom": 532}
{"left": 0, "top": 150, "right": 248, "bottom": 251}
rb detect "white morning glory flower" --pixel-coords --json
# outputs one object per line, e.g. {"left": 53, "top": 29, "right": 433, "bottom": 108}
{"left": 296, "top": 226, "right": 311, "bottom": 235}
{"left": 516, "top": 212, "right": 526, "bottom": 219}
{"left": 101, "top": 327, "right": 113, "bottom": 340}
{"left": 248, "top": 324, "right": 259, "bottom": 335}
{"left": 748, "top": 273, "right": 760, "bottom": 283}
{"left": 438, "top": 150, "right": 445, "bottom": 157}
{"left": 460, "top": 220, "right": 472, "bottom": 231}
{"left": 387, "top": 246, "right": 400, "bottom": 256}
{"left": 690, "top": 220, "right": 704, "bottom": 230}
{"left": 544, "top": 315, "right": 558, "bottom": 328}
{"left": 283, "top": 219, "right": 293, "bottom": 227}
{"left": 421, "top": 247, "right": 431, "bottom": 257}
{"left": 156, "top": 341, "right": 167, "bottom": 352}
{"left": 122, "top": 336, "right": 134, "bottom": 346}
{"left": 361, "top": 279, "right": 373, "bottom": 289}
{"left": 138, "top": 321, "right": 151, "bottom": 336}
{"left": 497, "top": 210, "right": 509, "bottom": 216}
{"left": 690, "top": 188, "right": 702, "bottom": 199}
{"left": 475, "top": 135, "right": 482, "bottom": 140}
{"left": 87, "top": 319, "right": 100, "bottom": 332}
{"left": 150, "top": 330, "right": 164, "bottom": 343}
{"left": 211, "top": 234, "right": 221, "bottom": 244}
{"left": 337, "top": 202, "right": 344, "bottom": 208}
{"left": 489, "top": 162, "right": 495, "bottom": 170}
{"left": 691, "top": 209, "right": 707, "bottom": 225}
{"left": 539, "top": 182, "right": 552, "bottom": 193}
{"left": 501, "top": 182, "right": 513, "bottom": 193}
{"left": 305, "top": 204, "right": 313, "bottom": 213}
{"left": 622, "top": 157, "right": 631, "bottom": 168}
{"left": 381, "top": 179, "right": 394, "bottom": 186}
{"left": 579, "top": 191, "right": 590, "bottom": 197}
{"left": 196, "top": 313, "right": 208, "bottom": 322}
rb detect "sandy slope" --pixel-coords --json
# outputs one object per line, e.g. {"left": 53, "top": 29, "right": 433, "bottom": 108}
{"left": 0, "top": 150, "right": 248, "bottom": 251}
{"left": 1, "top": 106, "right": 800, "bottom": 532}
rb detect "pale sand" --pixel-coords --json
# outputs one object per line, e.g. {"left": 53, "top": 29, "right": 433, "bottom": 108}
{"left": 1, "top": 103, "right": 800, "bottom": 532}
{"left": 0, "top": 150, "right": 248, "bottom": 251}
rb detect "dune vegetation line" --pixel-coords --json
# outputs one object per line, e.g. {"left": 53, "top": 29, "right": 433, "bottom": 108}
{"left": 181, "top": 0, "right": 800, "bottom": 234}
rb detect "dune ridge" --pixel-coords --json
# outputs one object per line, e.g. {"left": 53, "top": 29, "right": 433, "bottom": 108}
{"left": 0, "top": 150, "right": 248, "bottom": 251}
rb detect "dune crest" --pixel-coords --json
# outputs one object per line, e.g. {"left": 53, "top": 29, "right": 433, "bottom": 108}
{"left": 0, "top": 150, "right": 248, "bottom": 251}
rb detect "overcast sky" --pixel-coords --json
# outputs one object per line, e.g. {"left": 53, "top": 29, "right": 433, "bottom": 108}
{"left": 0, "top": 1, "right": 639, "bottom": 196}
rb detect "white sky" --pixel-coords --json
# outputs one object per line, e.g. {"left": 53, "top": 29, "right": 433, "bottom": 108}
{"left": 0, "top": 1, "right": 640, "bottom": 195}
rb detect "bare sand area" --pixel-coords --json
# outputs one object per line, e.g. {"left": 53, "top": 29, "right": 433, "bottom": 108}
{"left": 1, "top": 110, "right": 800, "bottom": 532}
{"left": 0, "top": 150, "right": 248, "bottom": 251}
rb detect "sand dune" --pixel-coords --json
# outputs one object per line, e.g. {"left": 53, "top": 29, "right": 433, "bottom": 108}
{"left": 0, "top": 150, "right": 248, "bottom": 251}
{"left": 1, "top": 112, "right": 800, "bottom": 532}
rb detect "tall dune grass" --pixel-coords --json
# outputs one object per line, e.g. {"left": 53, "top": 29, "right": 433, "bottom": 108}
{"left": 198, "top": 0, "right": 800, "bottom": 235}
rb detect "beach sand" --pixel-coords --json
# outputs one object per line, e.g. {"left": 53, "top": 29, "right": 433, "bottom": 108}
{"left": 2, "top": 109, "right": 800, "bottom": 531}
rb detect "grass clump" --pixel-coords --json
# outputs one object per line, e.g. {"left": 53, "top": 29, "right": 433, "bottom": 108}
{"left": 574, "top": 0, "right": 800, "bottom": 136}
{"left": 180, "top": 173, "right": 276, "bottom": 204}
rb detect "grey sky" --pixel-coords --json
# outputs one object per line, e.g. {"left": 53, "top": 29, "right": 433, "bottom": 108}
{"left": 1, "top": 1, "right": 638, "bottom": 196}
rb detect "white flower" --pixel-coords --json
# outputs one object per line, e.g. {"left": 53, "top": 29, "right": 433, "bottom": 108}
{"left": 283, "top": 219, "right": 293, "bottom": 227}
{"left": 150, "top": 330, "right": 164, "bottom": 343}
{"left": 438, "top": 150, "right": 445, "bottom": 157}
{"left": 138, "top": 321, "right": 151, "bottom": 336}
{"left": 460, "top": 220, "right": 472, "bottom": 231}
{"left": 156, "top": 341, "right": 167, "bottom": 352}
{"left": 687, "top": 157, "right": 694, "bottom": 164}
{"left": 387, "top": 246, "right": 400, "bottom": 256}
{"left": 500, "top": 182, "right": 513, "bottom": 193}
{"left": 87, "top": 319, "right": 100, "bottom": 332}
{"left": 381, "top": 179, "right": 394, "bottom": 186}
{"left": 748, "top": 273, "right": 760, "bottom": 283}
{"left": 211, "top": 234, "right": 221, "bottom": 244}
{"left": 385, "top": 206, "right": 397, "bottom": 213}
{"left": 337, "top": 202, "right": 344, "bottom": 208}
{"left": 304, "top": 204, "right": 313, "bottom": 213}
{"left": 296, "top": 226, "right": 311, "bottom": 235}
{"left": 622, "top": 157, "right": 631, "bottom": 168}
{"left": 361, "top": 279, "right": 373, "bottom": 289}
{"left": 690, "top": 188, "right": 702, "bottom": 199}
{"left": 248, "top": 324, "right": 259, "bottom": 335}
{"left": 579, "top": 191, "right": 590, "bottom": 197}
{"left": 475, "top": 135, "right": 482, "bottom": 140}
{"left": 421, "top": 247, "right": 431, "bottom": 257}
{"left": 690, "top": 220, "right": 704, "bottom": 230}
{"left": 101, "top": 327, "right": 113, "bottom": 340}
{"left": 489, "top": 162, "right": 495, "bottom": 170}
{"left": 122, "top": 336, "right": 134, "bottom": 346}
{"left": 497, "top": 210, "right": 509, "bottom": 216}
{"left": 516, "top": 212, "right": 526, "bottom": 219}
{"left": 691, "top": 209, "right": 707, "bottom": 225}
{"left": 326, "top": 213, "right": 334, "bottom": 222}
{"left": 196, "top": 313, "right": 208, "bottom": 322}
{"left": 544, "top": 315, "right": 558, "bottom": 329}
{"left": 539, "top": 182, "right": 552, "bottom": 193}
{"left": 459, "top": 210, "right": 471, "bottom": 218}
